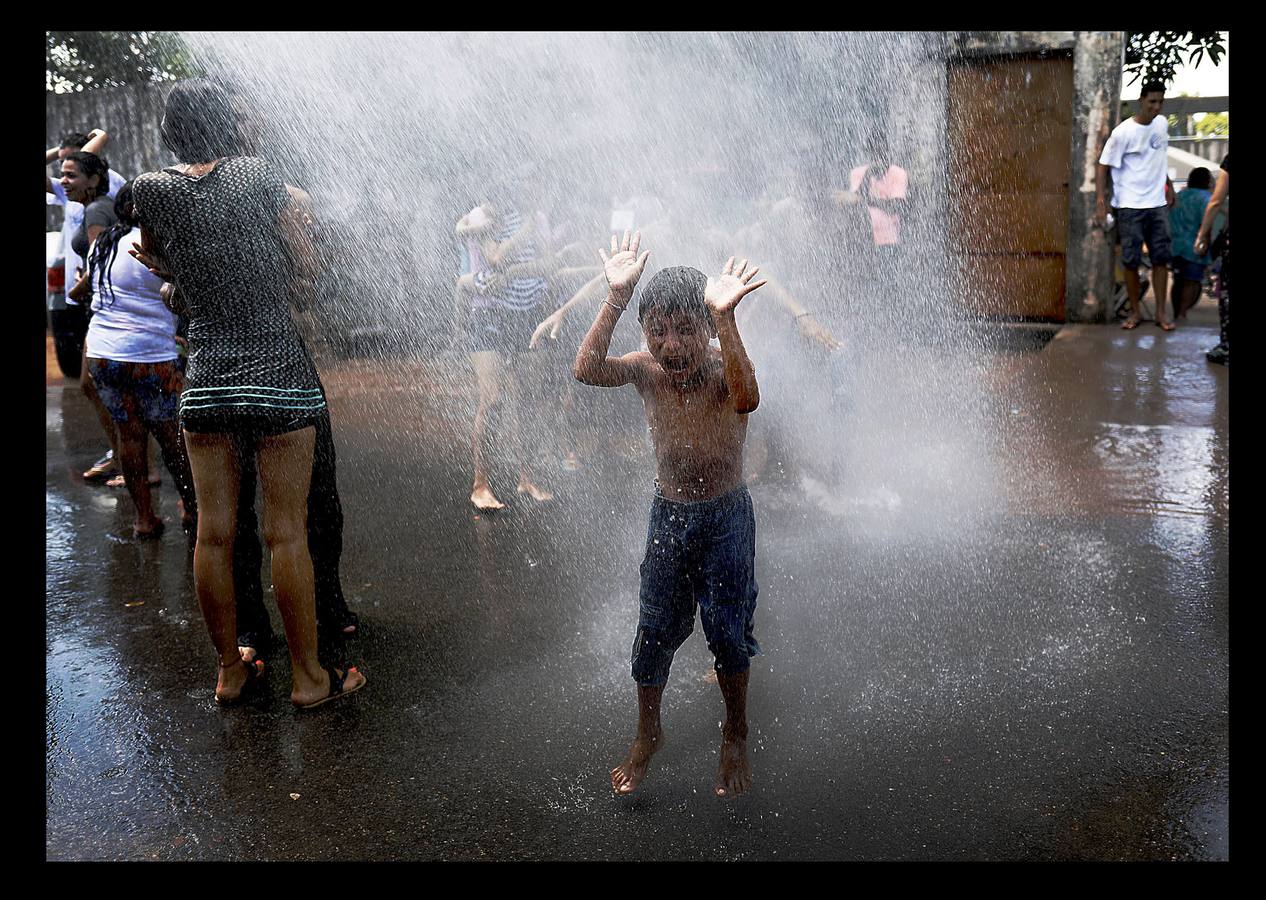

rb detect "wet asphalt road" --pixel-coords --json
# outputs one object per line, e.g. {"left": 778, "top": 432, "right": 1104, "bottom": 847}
{"left": 45, "top": 307, "right": 1228, "bottom": 861}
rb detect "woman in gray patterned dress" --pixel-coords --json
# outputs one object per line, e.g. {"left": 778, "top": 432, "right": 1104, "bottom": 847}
{"left": 131, "top": 80, "right": 365, "bottom": 708}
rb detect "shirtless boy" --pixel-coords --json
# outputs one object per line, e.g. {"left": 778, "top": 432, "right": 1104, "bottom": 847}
{"left": 573, "top": 230, "right": 766, "bottom": 797}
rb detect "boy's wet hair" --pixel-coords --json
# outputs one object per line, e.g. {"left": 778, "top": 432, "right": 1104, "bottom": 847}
{"left": 638, "top": 266, "right": 710, "bottom": 328}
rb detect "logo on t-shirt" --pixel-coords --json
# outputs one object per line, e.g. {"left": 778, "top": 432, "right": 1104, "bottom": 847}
{"left": 1148, "top": 132, "right": 1166, "bottom": 150}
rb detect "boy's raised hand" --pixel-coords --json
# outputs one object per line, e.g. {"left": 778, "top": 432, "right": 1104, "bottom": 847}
{"left": 599, "top": 229, "right": 650, "bottom": 300}
{"left": 706, "top": 256, "right": 767, "bottom": 315}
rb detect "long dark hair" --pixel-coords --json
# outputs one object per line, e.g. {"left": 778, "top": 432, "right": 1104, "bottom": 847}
{"left": 160, "top": 79, "right": 242, "bottom": 163}
{"left": 88, "top": 181, "right": 140, "bottom": 307}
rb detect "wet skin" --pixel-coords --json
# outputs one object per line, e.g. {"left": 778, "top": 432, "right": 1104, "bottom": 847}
{"left": 577, "top": 232, "right": 764, "bottom": 797}
{"left": 59, "top": 158, "right": 100, "bottom": 205}
{"left": 637, "top": 311, "right": 749, "bottom": 501}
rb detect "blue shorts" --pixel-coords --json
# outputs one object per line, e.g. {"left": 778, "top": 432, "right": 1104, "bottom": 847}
{"left": 87, "top": 357, "right": 182, "bottom": 425}
{"left": 468, "top": 305, "right": 540, "bottom": 354}
{"left": 632, "top": 485, "right": 760, "bottom": 686}
{"left": 1171, "top": 256, "right": 1208, "bottom": 283}
{"left": 1118, "top": 206, "right": 1173, "bottom": 269}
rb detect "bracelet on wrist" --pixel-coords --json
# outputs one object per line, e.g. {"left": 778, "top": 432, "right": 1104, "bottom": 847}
{"left": 604, "top": 298, "right": 628, "bottom": 313}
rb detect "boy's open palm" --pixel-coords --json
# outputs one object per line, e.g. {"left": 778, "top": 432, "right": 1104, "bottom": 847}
{"left": 706, "top": 257, "right": 767, "bottom": 315}
{"left": 599, "top": 229, "right": 650, "bottom": 297}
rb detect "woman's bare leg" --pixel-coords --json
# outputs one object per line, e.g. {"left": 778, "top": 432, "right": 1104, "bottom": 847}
{"left": 116, "top": 415, "right": 161, "bottom": 535}
{"left": 470, "top": 350, "right": 506, "bottom": 509}
{"left": 511, "top": 351, "right": 552, "bottom": 501}
{"left": 146, "top": 436, "right": 161, "bottom": 485}
{"left": 151, "top": 418, "right": 197, "bottom": 527}
{"left": 183, "top": 429, "right": 247, "bottom": 701}
{"left": 256, "top": 426, "right": 362, "bottom": 705}
{"left": 81, "top": 349, "right": 119, "bottom": 470}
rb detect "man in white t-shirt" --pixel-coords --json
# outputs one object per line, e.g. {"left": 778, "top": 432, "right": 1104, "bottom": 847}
{"left": 1096, "top": 82, "right": 1175, "bottom": 331}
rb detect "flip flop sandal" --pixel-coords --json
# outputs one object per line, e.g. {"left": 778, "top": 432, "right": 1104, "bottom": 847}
{"left": 83, "top": 451, "right": 118, "bottom": 481}
{"left": 215, "top": 657, "right": 267, "bottom": 706}
{"left": 296, "top": 665, "right": 364, "bottom": 710}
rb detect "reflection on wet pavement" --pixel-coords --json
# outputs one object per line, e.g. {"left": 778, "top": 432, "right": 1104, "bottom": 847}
{"left": 46, "top": 319, "right": 1227, "bottom": 860}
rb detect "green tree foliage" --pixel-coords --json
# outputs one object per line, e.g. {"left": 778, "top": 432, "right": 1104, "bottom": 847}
{"left": 47, "top": 31, "right": 202, "bottom": 93}
{"left": 1195, "top": 112, "right": 1229, "bottom": 137}
{"left": 1123, "top": 32, "right": 1225, "bottom": 87}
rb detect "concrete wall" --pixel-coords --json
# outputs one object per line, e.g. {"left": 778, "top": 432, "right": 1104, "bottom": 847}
{"left": 889, "top": 34, "right": 950, "bottom": 278}
{"left": 1067, "top": 32, "right": 1126, "bottom": 324}
{"left": 1171, "top": 137, "right": 1229, "bottom": 167}
{"left": 46, "top": 84, "right": 178, "bottom": 230}
{"left": 948, "top": 32, "right": 1078, "bottom": 56}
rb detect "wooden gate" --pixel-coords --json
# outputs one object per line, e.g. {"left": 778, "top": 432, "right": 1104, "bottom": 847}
{"left": 948, "top": 54, "right": 1074, "bottom": 321}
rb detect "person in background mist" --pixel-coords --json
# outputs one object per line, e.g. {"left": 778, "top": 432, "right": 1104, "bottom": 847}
{"left": 698, "top": 180, "right": 844, "bottom": 488}
{"left": 574, "top": 231, "right": 766, "bottom": 798}
{"left": 455, "top": 186, "right": 557, "bottom": 511}
{"left": 1167, "top": 167, "right": 1218, "bottom": 322}
{"left": 528, "top": 184, "right": 679, "bottom": 346}
{"left": 1096, "top": 81, "right": 1175, "bottom": 331}
{"left": 1194, "top": 154, "right": 1230, "bottom": 365}
{"left": 834, "top": 135, "right": 909, "bottom": 304}
{"left": 130, "top": 79, "right": 364, "bottom": 708}
{"left": 214, "top": 80, "right": 361, "bottom": 662}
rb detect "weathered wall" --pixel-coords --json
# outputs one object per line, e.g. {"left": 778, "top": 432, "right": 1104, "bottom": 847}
{"left": 888, "top": 34, "right": 950, "bottom": 276}
{"left": 45, "top": 84, "right": 176, "bottom": 230}
{"left": 1066, "top": 31, "right": 1125, "bottom": 324}
{"left": 948, "top": 32, "right": 1078, "bottom": 56}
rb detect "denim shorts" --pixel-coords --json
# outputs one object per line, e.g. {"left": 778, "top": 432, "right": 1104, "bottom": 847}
{"left": 632, "top": 484, "right": 760, "bottom": 686}
{"left": 468, "top": 305, "right": 540, "bottom": 354}
{"left": 1171, "top": 256, "right": 1208, "bottom": 284}
{"left": 1118, "top": 206, "right": 1173, "bottom": 269}
{"left": 87, "top": 357, "right": 183, "bottom": 425}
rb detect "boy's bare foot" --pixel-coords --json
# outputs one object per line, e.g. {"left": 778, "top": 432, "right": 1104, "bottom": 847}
{"left": 516, "top": 478, "right": 553, "bottom": 502}
{"left": 612, "top": 730, "right": 663, "bottom": 794}
{"left": 714, "top": 730, "right": 752, "bottom": 797}
{"left": 1121, "top": 316, "right": 1140, "bottom": 330}
{"left": 471, "top": 485, "right": 506, "bottom": 510}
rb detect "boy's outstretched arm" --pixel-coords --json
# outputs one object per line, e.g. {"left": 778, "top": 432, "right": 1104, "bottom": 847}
{"left": 706, "top": 256, "right": 766, "bottom": 414}
{"left": 573, "top": 230, "right": 650, "bottom": 387}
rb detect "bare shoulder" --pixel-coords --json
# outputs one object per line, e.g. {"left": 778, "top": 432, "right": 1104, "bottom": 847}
{"left": 625, "top": 350, "right": 660, "bottom": 388}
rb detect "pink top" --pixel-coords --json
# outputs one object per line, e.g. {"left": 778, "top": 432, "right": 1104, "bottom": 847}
{"left": 849, "top": 164, "right": 908, "bottom": 246}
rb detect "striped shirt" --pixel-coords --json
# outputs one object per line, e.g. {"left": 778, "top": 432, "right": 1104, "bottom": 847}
{"left": 471, "top": 205, "right": 549, "bottom": 312}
